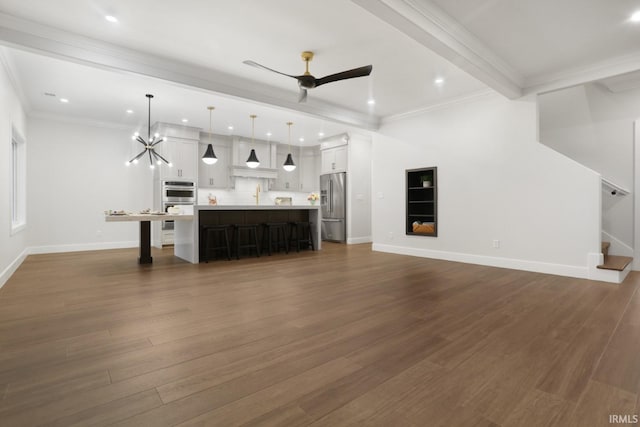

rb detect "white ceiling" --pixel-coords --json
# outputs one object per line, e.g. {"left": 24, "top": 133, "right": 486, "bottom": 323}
{"left": 430, "top": 0, "right": 640, "bottom": 82}
{"left": 1, "top": 0, "right": 640, "bottom": 133}
{"left": 1, "top": 47, "right": 350, "bottom": 145}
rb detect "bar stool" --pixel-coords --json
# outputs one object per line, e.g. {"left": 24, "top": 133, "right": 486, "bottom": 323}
{"left": 233, "top": 224, "right": 261, "bottom": 259}
{"left": 261, "top": 223, "right": 289, "bottom": 256}
{"left": 288, "top": 221, "right": 315, "bottom": 252}
{"left": 200, "top": 225, "right": 232, "bottom": 262}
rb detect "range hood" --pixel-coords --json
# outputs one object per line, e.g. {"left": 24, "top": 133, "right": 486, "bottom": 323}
{"left": 230, "top": 165, "right": 278, "bottom": 179}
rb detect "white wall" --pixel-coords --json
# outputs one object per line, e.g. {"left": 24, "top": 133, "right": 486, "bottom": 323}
{"left": 27, "top": 117, "right": 153, "bottom": 253}
{"left": 347, "top": 133, "right": 372, "bottom": 244}
{"left": 197, "top": 178, "right": 315, "bottom": 206}
{"left": 0, "top": 55, "right": 28, "bottom": 287}
{"left": 373, "top": 93, "right": 601, "bottom": 278}
{"left": 539, "top": 83, "right": 635, "bottom": 254}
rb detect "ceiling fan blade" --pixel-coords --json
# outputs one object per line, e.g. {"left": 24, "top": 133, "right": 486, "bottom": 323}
{"left": 298, "top": 88, "right": 308, "bottom": 103}
{"left": 315, "top": 65, "right": 373, "bottom": 87}
{"left": 243, "top": 60, "right": 296, "bottom": 79}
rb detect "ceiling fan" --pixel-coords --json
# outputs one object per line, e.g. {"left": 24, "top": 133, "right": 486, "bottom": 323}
{"left": 243, "top": 51, "right": 372, "bottom": 103}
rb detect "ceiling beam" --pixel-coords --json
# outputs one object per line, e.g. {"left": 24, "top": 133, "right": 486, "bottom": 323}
{"left": 0, "top": 13, "right": 380, "bottom": 130}
{"left": 352, "top": 0, "right": 523, "bottom": 99}
{"left": 523, "top": 50, "right": 640, "bottom": 96}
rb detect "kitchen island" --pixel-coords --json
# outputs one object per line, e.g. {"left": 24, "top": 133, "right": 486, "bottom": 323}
{"left": 174, "top": 205, "right": 321, "bottom": 264}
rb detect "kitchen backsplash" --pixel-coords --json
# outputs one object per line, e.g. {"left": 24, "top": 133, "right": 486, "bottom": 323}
{"left": 197, "top": 178, "right": 317, "bottom": 206}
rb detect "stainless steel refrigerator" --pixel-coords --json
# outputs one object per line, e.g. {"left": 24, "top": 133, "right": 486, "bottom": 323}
{"left": 320, "top": 172, "right": 346, "bottom": 242}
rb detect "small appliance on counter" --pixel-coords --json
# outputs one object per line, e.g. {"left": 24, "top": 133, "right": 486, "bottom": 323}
{"left": 274, "top": 197, "right": 292, "bottom": 206}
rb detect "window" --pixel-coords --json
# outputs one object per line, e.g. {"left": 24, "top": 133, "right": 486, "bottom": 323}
{"left": 10, "top": 127, "right": 26, "bottom": 234}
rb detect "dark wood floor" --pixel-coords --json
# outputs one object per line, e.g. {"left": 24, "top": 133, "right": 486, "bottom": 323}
{"left": 0, "top": 243, "right": 639, "bottom": 426}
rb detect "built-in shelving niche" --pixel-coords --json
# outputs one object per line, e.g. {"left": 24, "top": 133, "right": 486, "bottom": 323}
{"left": 406, "top": 167, "right": 437, "bottom": 236}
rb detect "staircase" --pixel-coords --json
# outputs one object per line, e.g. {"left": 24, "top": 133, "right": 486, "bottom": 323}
{"left": 593, "top": 241, "right": 633, "bottom": 283}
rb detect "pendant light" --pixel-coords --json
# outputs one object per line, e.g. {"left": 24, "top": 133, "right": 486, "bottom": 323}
{"left": 246, "top": 114, "right": 260, "bottom": 168}
{"left": 126, "top": 94, "right": 171, "bottom": 169}
{"left": 202, "top": 106, "right": 218, "bottom": 165}
{"left": 283, "top": 121, "right": 296, "bottom": 172}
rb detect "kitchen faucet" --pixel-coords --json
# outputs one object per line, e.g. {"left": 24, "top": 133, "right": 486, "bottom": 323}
{"left": 253, "top": 184, "right": 260, "bottom": 205}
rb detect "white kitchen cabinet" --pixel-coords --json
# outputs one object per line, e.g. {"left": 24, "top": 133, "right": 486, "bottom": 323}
{"left": 299, "top": 147, "right": 319, "bottom": 191}
{"left": 159, "top": 137, "right": 198, "bottom": 181}
{"left": 273, "top": 146, "right": 300, "bottom": 191}
{"left": 320, "top": 145, "right": 347, "bottom": 174}
{"left": 198, "top": 142, "right": 230, "bottom": 189}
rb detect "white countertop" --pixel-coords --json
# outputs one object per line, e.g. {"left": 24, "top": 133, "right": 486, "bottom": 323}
{"left": 105, "top": 213, "right": 194, "bottom": 222}
{"left": 196, "top": 205, "right": 320, "bottom": 210}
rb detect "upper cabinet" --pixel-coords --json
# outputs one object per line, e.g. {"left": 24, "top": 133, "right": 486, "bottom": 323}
{"left": 271, "top": 145, "right": 320, "bottom": 191}
{"left": 320, "top": 144, "right": 347, "bottom": 174}
{"left": 152, "top": 123, "right": 199, "bottom": 182}
{"left": 273, "top": 145, "right": 300, "bottom": 191}
{"left": 162, "top": 138, "right": 198, "bottom": 181}
{"left": 198, "top": 133, "right": 231, "bottom": 189}
{"left": 299, "top": 146, "right": 319, "bottom": 191}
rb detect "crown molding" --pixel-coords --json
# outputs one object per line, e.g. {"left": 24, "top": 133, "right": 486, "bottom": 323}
{"left": 524, "top": 50, "right": 640, "bottom": 96}
{"left": 0, "top": 12, "right": 380, "bottom": 131}
{"left": 352, "top": 0, "right": 523, "bottom": 99}
{"left": 0, "top": 45, "right": 32, "bottom": 112}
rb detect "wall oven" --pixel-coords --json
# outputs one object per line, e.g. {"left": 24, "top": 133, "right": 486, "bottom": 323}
{"left": 162, "top": 181, "right": 196, "bottom": 203}
{"left": 162, "top": 181, "right": 195, "bottom": 234}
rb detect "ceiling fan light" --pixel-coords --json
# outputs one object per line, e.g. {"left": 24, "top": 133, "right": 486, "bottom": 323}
{"left": 246, "top": 149, "right": 260, "bottom": 168}
{"left": 283, "top": 153, "right": 296, "bottom": 172}
{"left": 202, "top": 144, "right": 218, "bottom": 165}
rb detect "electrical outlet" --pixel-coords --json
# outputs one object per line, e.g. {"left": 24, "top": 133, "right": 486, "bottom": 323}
{"left": 492, "top": 239, "right": 500, "bottom": 249}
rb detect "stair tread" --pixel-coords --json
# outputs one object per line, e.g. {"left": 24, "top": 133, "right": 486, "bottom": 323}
{"left": 597, "top": 255, "right": 633, "bottom": 271}
{"left": 601, "top": 242, "right": 611, "bottom": 250}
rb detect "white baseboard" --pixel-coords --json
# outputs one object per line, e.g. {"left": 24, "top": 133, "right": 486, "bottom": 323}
{"left": 372, "top": 243, "right": 589, "bottom": 279}
{"left": 29, "top": 241, "right": 138, "bottom": 255}
{"left": 0, "top": 248, "right": 29, "bottom": 289}
{"left": 347, "top": 236, "right": 372, "bottom": 245}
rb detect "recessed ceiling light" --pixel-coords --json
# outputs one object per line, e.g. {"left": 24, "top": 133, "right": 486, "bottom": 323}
{"left": 105, "top": 15, "right": 118, "bottom": 23}
{"left": 367, "top": 99, "right": 376, "bottom": 105}
{"left": 181, "top": 118, "right": 188, "bottom": 123}
{"left": 318, "top": 132, "right": 325, "bottom": 137}
{"left": 434, "top": 77, "right": 445, "bottom": 86}
{"left": 299, "top": 137, "right": 305, "bottom": 142}
{"left": 631, "top": 11, "right": 640, "bottom": 22}
{"left": 126, "top": 109, "right": 133, "bottom": 114}
{"left": 59, "top": 98, "right": 69, "bottom": 103}
{"left": 266, "top": 132, "right": 272, "bottom": 137}
{"left": 228, "top": 125, "right": 234, "bottom": 130}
